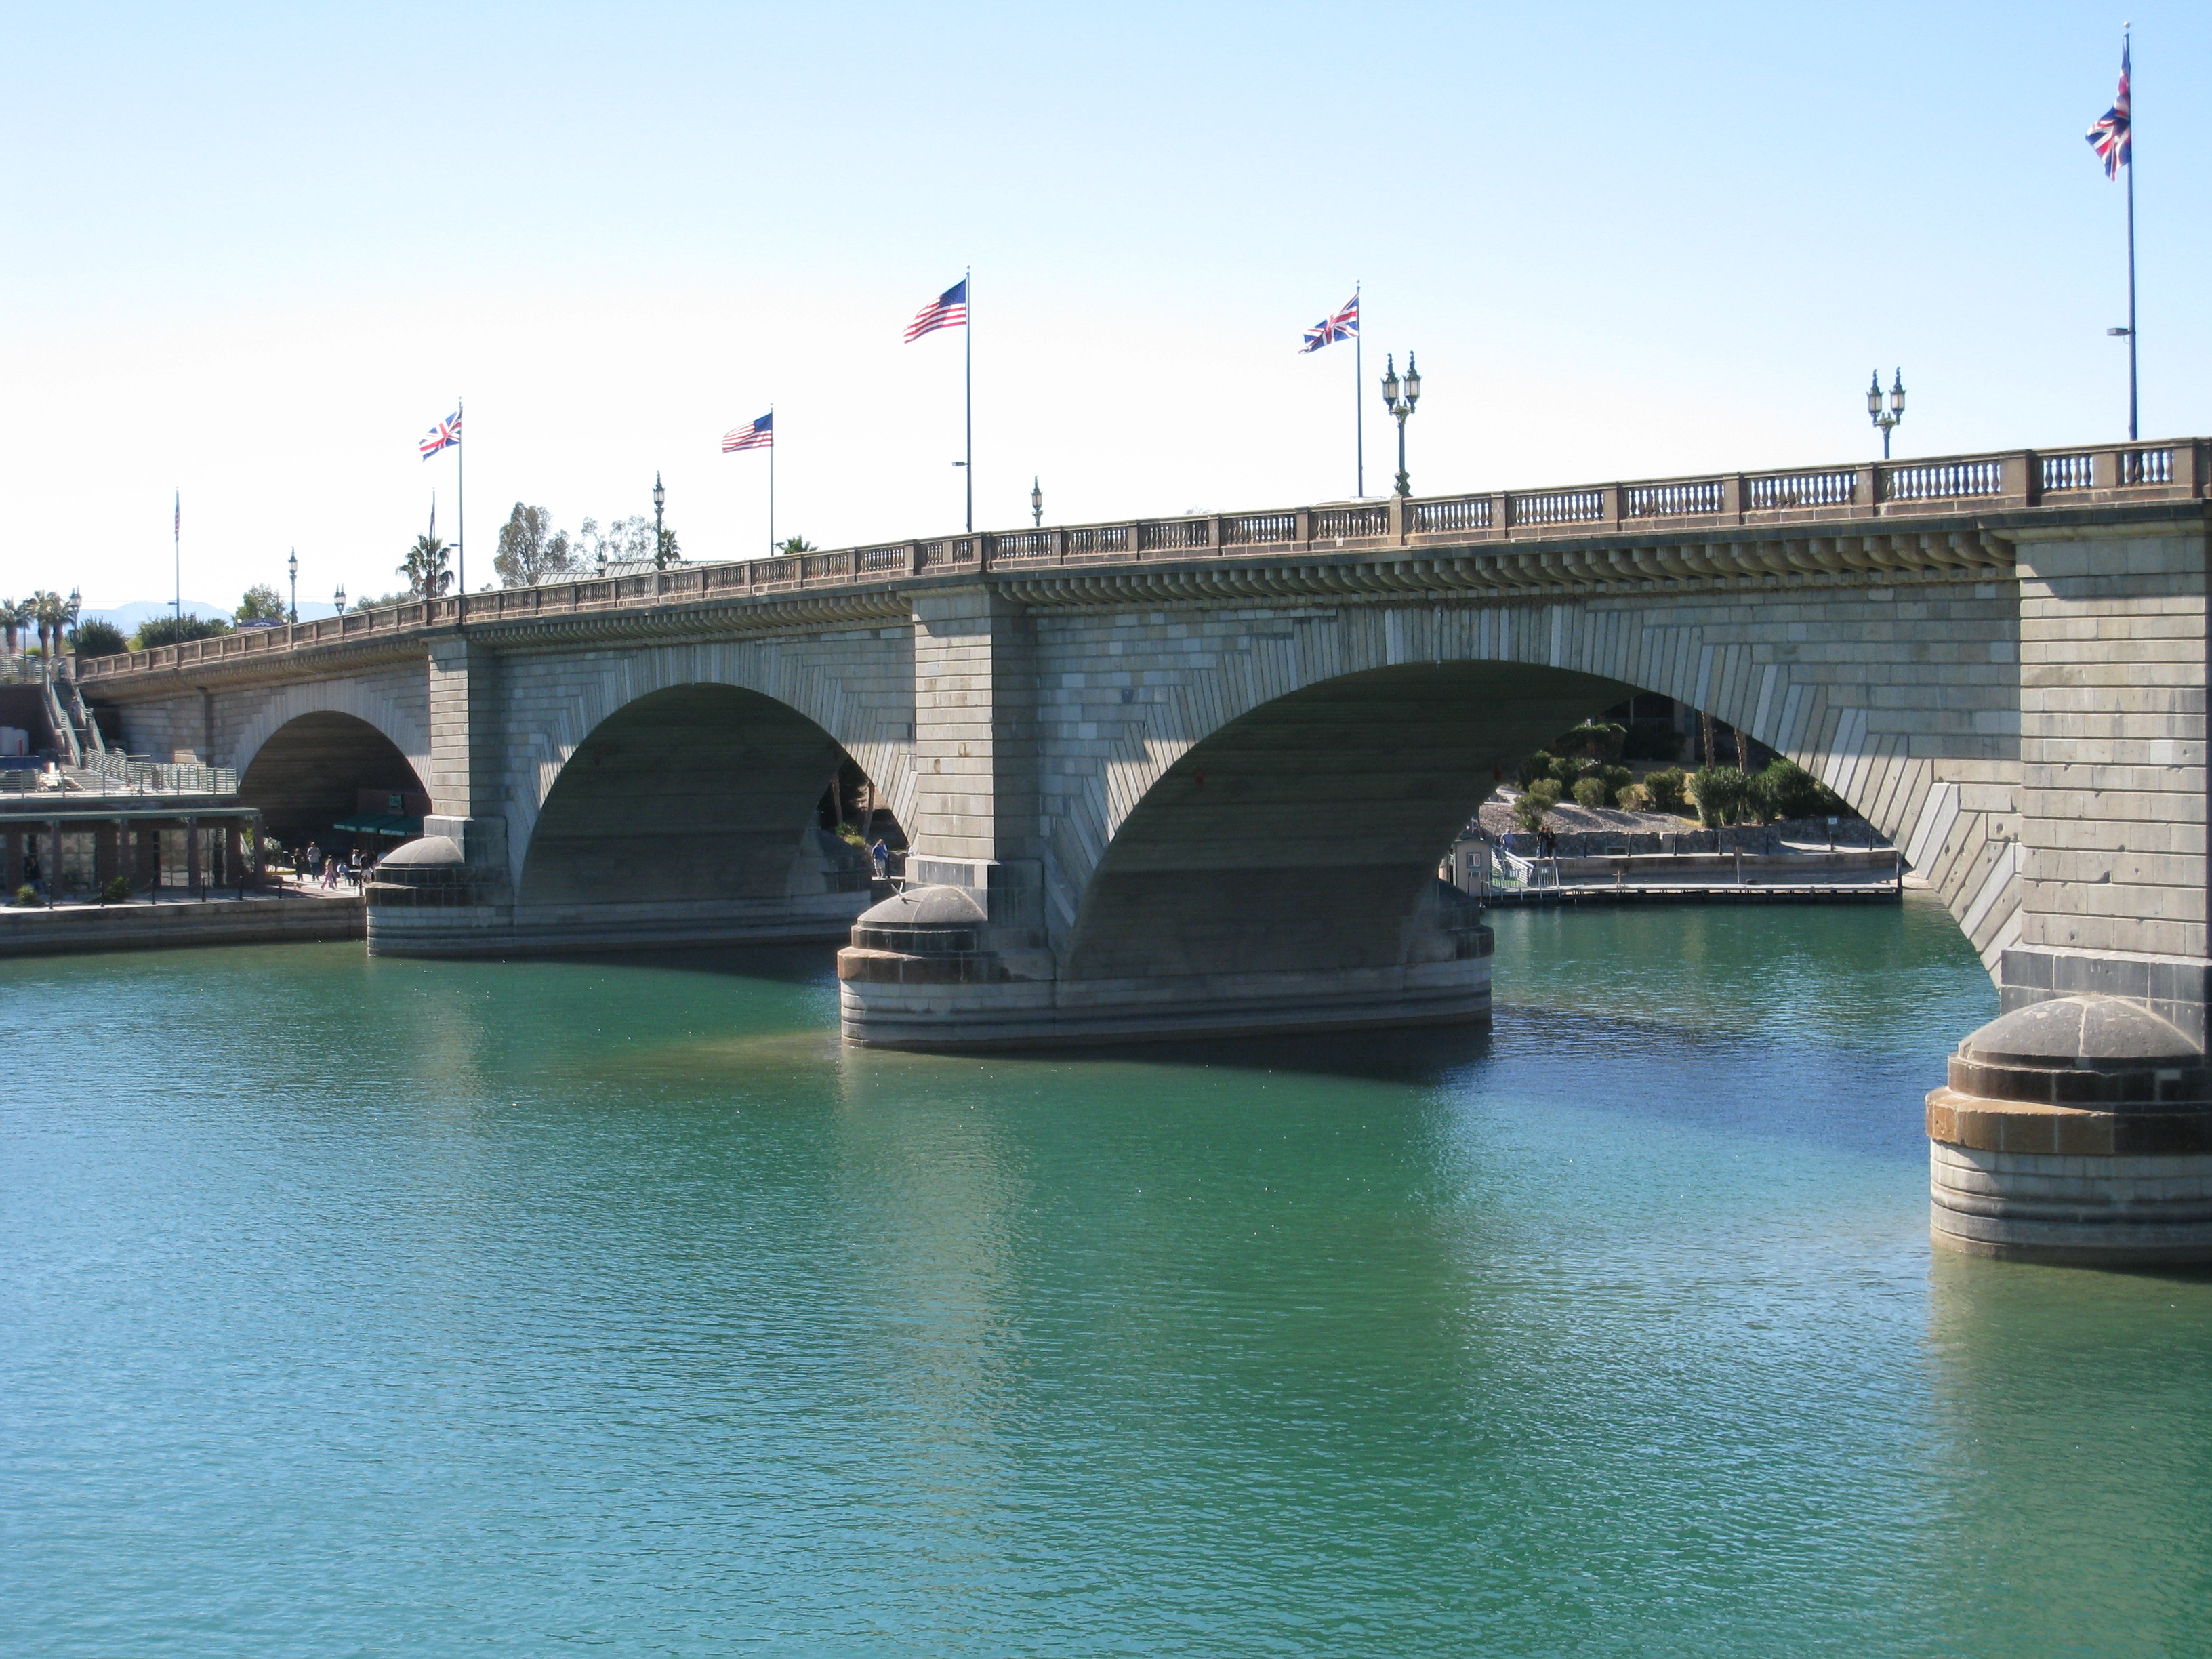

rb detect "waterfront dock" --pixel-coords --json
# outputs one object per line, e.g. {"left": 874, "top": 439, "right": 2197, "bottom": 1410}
{"left": 1482, "top": 847, "right": 1904, "bottom": 906}
{"left": 0, "top": 884, "right": 363, "bottom": 956}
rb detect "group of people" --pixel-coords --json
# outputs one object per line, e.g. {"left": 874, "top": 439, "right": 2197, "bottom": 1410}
{"left": 292, "top": 840, "right": 373, "bottom": 892}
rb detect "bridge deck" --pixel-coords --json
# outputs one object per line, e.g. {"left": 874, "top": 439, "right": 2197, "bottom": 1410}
{"left": 78, "top": 436, "right": 2209, "bottom": 687}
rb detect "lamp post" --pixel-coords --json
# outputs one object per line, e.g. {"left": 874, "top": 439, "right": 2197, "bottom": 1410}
{"left": 1031, "top": 477, "right": 1043, "bottom": 528}
{"left": 652, "top": 472, "right": 667, "bottom": 569}
{"left": 333, "top": 583, "right": 347, "bottom": 617}
{"left": 1867, "top": 369, "right": 1906, "bottom": 459}
{"left": 1380, "top": 351, "right": 1421, "bottom": 497}
{"left": 287, "top": 548, "right": 298, "bottom": 623}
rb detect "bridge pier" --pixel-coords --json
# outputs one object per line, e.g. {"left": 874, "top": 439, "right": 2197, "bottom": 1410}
{"left": 838, "top": 878, "right": 1493, "bottom": 1048}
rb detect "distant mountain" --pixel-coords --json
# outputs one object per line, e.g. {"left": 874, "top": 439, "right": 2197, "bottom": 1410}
{"left": 85, "top": 599, "right": 342, "bottom": 630}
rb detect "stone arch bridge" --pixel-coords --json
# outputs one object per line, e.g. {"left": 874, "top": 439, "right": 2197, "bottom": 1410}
{"left": 81, "top": 439, "right": 2212, "bottom": 1263}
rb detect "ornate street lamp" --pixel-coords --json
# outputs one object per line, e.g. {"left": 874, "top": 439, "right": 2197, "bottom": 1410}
{"left": 1031, "top": 477, "right": 1043, "bottom": 528}
{"left": 333, "top": 583, "right": 348, "bottom": 617}
{"left": 1868, "top": 368, "right": 1906, "bottom": 459}
{"left": 652, "top": 472, "right": 668, "bottom": 569}
{"left": 287, "top": 548, "right": 299, "bottom": 623}
{"left": 1380, "top": 351, "right": 1422, "bottom": 497}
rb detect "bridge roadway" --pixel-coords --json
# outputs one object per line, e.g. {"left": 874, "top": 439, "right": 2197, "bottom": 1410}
{"left": 80, "top": 437, "right": 2212, "bottom": 1265}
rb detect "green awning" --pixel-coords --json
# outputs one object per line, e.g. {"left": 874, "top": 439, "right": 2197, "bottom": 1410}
{"left": 329, "top": 813, "right": 422, "bottom": 838}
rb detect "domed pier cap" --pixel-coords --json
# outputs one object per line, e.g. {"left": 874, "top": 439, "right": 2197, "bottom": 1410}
{"left": 856, "top": 883, "right": 987, "bottom": 928}
{"left": 848, "top": 882, "right": 989, "bottom": 959}
{"left": 1961, "top": 994, "right": 2198, "bottom": 1070}
{"left": 377, "top": 834, "right": 464, "bottom": 869}
{"left": 1948, "top": 994, "right": 2212, "bottom": 1112}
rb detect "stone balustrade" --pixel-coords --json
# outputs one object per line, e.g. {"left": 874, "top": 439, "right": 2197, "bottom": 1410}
{"left": 78, "top": 438, "right": 2207, "bottom": 682}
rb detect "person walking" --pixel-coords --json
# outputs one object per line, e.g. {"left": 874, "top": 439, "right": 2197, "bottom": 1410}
{"left": 868, "top": 836, "right": 890, "bottom": 879}
{"left": 304, "top": 841, "right": 321, "bottom": 889}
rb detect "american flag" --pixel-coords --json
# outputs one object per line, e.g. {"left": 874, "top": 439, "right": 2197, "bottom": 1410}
{"left": 419, "top": 407, "right": 462, "bottom": 459}
{"left": 2087, "top": 40, "right": 2131, "bottom": 177}
{"left": 1301, "top": 292, "right": 1359, "bottom": 354}
{"left": 722, "top": 412, "right": 773, "bottom": 453}
{"left": 905, "top": 279, "right": 968, "bottom": 342}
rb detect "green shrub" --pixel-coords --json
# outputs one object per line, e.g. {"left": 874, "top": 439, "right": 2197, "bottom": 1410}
{"left": 1513, "top": 777, "right": 1563, "bottom": 833}
{"left": 1572, "top": 776, "right": 1610, "bottom": 808}
{"left": 1621, "top": 722, "right": 1683, "bottom": 762}
{"left": 1692, "top": 764, "right": 1752, "bottom": 826}
{"left": 72, "top": 619, "right": 129, "bottom": 658}
{"left": 1755, "top": 758, "right": 1847, "bottom": 821}
{"left": 1513, "top": 752, "right": 1553, "bottom": 790}
{"left": 129, "top": 613, "right": 232, "bottom": 650}
{"left": 1616, "top": 783, "right": 1652, "bottom": 813}
{"left": 16, "top": 883, "right": 39, "bottom": 907}
{"left": 1554, "top": 720, "right": 1626, "bottom": 762}
{"left": 1643, "top": 768, "right": 1689, "bottom": 815}
{"left": 1600, "top": 764, "right": 1633, "bottom": 795}
{"left": 101, "top": 874, "right": 133, "bottom": 903}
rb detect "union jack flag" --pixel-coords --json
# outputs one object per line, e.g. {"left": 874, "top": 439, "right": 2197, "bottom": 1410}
{"left": 1301, "top": 292, "right": 1359, "bottom": 354}
{"left": 722, "top": 412, "right": 773, "bottom": 453}
{"left": 905, "top": 279, "right": 968, "bottom": 343}
{"left": 419, "top": 407, "right": 462, "bottom": 459}
{"left": 2087, "top": 40, "right": 2131, "bottom": 177}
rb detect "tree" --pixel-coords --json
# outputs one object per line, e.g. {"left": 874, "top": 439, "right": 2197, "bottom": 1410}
{"left": 655, "top": 522, "right": 680, "bottom": 569}
{"left": 1, "top": 597, "right": 31, "bottom": 655}
{"left": 30, "top": 590, "right": 76, "bottom": 672}
{"left": 399, "top": 534, "right": 453, "bottom": 598}
{"left": 131, "top": 613, "right": 232, "bottom": 649}
{"left": 1512, "top": 777, "right": 1563, "bottom": 834}
{"left": 777, "top": 535, "right": 817, "bottom": 555}
{"left": 70, "top": 619, "right": 127, "bottom": 658}
{"left": 494, "top": 502, "right": 582, "bottom": 588}
{"left": 235, "top": 582, "right": 286, "bottom": 623}
{"left": 1691, "top": 765, "right": 1753, "bottom": 827}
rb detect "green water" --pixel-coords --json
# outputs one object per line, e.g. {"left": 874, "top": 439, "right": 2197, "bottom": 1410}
{"left": 4, "top": 897, "right": 2209, "bottom": 1657}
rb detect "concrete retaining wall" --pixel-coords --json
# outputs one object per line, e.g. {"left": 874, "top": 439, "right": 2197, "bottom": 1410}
{"left": 0, "top": 895, "right": 363, "bottom": 956}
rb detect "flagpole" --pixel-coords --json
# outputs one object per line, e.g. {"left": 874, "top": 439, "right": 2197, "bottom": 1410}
{"left": 964, "top": 267, "right": 973, "bottom": 535}
{"left": 456, "top": 396, "right": 466, "bottom": 603}
{"left": 769, "top": 405, "right": 777, "bottom": 554}
{"left": 1355, "top": 280, "right": 1364, "bottom": 497}
{"left": 2124, "top": 33, "right": 2137, "bottom": 443}
{"left": 173, "top": 491, "right": 181, "bottom": 629}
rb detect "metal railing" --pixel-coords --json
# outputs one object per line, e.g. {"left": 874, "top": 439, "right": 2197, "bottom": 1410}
{"left": 75, "top": 436, "right": 2207, "bottom": 681}
{"left": 77, "top": 752, "right": 239, "bottom": 794}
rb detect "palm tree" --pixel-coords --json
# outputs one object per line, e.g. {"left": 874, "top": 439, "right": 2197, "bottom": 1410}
{"left": 0, "top": 596, "right": 30, "bottom": 655}
{"left": 30, "top": 590, "right": 65, "bottom": 677}
{"left": 58, "top": 590, "right": 81, "bottom": 675}
{"left": 398, "top": 535, "right": 453, "bottom": 598}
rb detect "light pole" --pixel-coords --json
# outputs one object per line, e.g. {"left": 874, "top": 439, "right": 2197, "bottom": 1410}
{"left": 1867, "top": 369, "right": 1906, "bottom": 459}
{"left": 1031, "top": 477, "right": 1043, "bottom": 528}
{"left": 333, "top": 583, "right": 347, "bottom": 617}
{"left": 287, "top": 548, "right": 299, "bottom": 623}
{"left": 653, "top": 472, "right": 667, "bottom": 569}
{"left": 1380, "top": 351, "right": 1421, "bottom": 497}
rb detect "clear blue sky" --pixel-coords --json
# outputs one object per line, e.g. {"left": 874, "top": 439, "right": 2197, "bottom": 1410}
{"left": 3, "top": 1, "right": 2200, "bottom": 612}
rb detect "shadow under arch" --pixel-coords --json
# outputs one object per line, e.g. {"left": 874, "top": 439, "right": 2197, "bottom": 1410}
{"left": 237, "top": 710, "right": 426, "bottom": 846}
{"left": 510, "top": 681, "right": 875, "bottom": 947}
{"left": 1061, "top": 659, "right": 1633, "bottom": 985}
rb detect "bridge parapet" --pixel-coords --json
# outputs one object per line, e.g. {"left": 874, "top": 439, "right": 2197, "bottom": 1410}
{"left": 77, "top": 438, "right": 2207, "bottom": 687}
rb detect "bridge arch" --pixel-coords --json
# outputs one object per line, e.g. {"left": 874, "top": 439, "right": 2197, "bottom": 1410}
{"left": 236, "top": 706, "right": 428, "bottom": 849}
{"left": 1038, "top": 598, "right": 2021, "bottom": 975}
{"left": 232, "top": 680, "right": 429, "bottom": 792}
{"left": 501, "top": 638, "right": 916, "bottom": 881}
{"left": 506, "top": 676, "right": 907, "bottom": 949}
